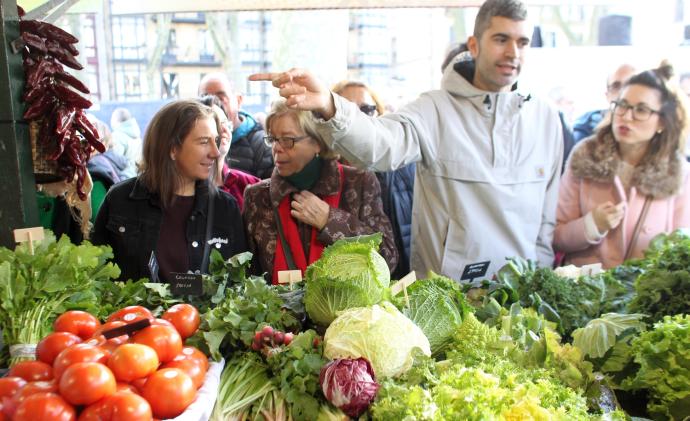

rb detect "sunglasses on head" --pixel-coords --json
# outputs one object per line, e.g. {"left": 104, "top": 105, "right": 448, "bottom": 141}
{"left": 359, "top": 104, "right": 377, "bottom": 116}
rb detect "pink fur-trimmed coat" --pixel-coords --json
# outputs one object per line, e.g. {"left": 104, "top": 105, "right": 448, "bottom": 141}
{"left": 554, "top": 133, "right": 690, "bottom": 268}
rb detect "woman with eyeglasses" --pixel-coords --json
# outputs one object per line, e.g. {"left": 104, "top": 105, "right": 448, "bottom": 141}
{"left": 92, "top": 100, "right": 248, "bottom": 282}
{"left": 243, "top": 99, "right": 398, "bottom": 284}
{"left": 198, "top": 95, "right": 260, "bottom": 210}
{"left": 554, "top": 63, "right": 690, "bottom": 268}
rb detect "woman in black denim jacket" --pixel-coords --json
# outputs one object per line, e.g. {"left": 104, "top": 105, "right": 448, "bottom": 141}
{"left": 92, "top": 100, "right": 247, "bottom": 282}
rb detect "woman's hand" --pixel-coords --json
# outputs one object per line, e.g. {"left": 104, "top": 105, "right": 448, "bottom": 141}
{"left": 592, "top": 201, "right": 625, "bottom": 233}
{"left": 290, "top": 191, "right": 330, "bottom": 230}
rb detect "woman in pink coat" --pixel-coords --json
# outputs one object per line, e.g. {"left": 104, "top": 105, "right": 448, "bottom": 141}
{"left": 555, "top": 64, "right": 690, "bottom": 269}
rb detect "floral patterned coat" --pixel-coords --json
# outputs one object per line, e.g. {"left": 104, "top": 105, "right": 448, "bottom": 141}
{"left": 243, "top": 158, "right": 398, "bottom": 282}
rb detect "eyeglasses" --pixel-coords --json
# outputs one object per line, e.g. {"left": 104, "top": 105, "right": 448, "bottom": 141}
{"left": 263, "top": 135, "right": 310, "bottom": 149}
{"left": 359, "top": 104, "right": 378, "bottom": 116}
{"left": 611, "top": 100, "right": 661, "bottom": 122}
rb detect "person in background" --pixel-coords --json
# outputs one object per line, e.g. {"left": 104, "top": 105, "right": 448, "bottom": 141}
{"left": 554, "top": 63, "right": 690, "bottom": 269}
{"left": 110, "top": 107, "right": 142, "bottom": 179}
{"left": 92, "top": 100, "right": 247, "bottom": 282}
{"left": 198, "top": 95, "right": 260, "bottom": 210}
{"left": 572, "top": 63, "right": 636, "bottom": 143}
{"left": 332, "top": 80, "right": 414, "bottom": 279}
{"left": 85, "top": 116, "right": 130, "bottom": 222}
{"left": 243, "top": 100, "right": 398, "bottom": 284}
{"left": 198, "top": 72, "right": 274, "bottom": 179}
{"left": 251, "top": 0, "right": 563, "bottom": 280}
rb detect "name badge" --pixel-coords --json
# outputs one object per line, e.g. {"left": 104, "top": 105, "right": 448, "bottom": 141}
{"left": 460, "top": 261, "right": 490, "bottom": 281}
{"left": 170, "top": 272, "right": 203, "bottom": 296}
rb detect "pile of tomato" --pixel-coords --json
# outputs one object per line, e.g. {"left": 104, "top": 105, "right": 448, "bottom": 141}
{"left": 0, "top": 303, "right": 206, "bottom": 421}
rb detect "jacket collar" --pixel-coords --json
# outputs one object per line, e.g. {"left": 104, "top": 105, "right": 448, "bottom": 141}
{"left": 269, "top": 158, "right": 341, "bottom": 207}
{"left": 569, "top": 131, "right": 684, "bottom": 198}
{"left": 129, "top": 178, "right": 210, "bottom": 214}
{"left": 442, "top": 53, "right": 531, "bottom": 114}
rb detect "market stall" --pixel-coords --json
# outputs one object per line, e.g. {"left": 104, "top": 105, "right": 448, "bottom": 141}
{"left": 1, "top": 228, "right": 689, "bottom": 420}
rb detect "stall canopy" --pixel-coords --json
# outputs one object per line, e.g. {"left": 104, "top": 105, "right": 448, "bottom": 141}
{"left": 18, "top": 0, "right": 622, "bottom": 15}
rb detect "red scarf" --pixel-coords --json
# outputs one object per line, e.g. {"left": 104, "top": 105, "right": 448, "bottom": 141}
{"left": 272, "top": 164, "right": 344, "bottom": 284}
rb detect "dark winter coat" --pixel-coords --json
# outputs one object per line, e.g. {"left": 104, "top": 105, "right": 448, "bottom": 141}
{"left": 228, "top": 113, "right": 274, "bottom": 179}
{"left": 376, "top": 163, "right": 415, "bottom": 279}
{"left": 92, "top": 178, "right": 247, "bottom": 282}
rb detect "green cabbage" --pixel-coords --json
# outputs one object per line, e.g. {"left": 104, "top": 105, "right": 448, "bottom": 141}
{"left": 323, "top": 302, "right": 431, "bottom": 378}
{"left": 304, "top": 234, "right": 390, "bottom": 326}
{"left": 396, "top": 273, "right": 470, "bottom": 356}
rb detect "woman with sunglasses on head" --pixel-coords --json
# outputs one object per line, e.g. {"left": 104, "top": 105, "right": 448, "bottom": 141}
{"left": 198, "top": 95, "right": 260, "bottom": 210}
{"left": 554, "top": 62, "right": 690, "bottom": 269}
{"left": 243, "top": 99, "right": 398, "bottom": 284}
{"left": 92, "top": 100, "right": 248, "bottom": 282}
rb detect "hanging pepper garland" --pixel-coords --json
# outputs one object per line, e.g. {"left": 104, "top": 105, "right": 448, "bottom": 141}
{"left": 17, "top": 5, "right": 103, "bottom": 200}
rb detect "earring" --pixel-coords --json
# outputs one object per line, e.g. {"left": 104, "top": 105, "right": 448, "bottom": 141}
{"left": 315, "top": 152, "right": 320, "bottom": 158}
{"left": 657, "top": 129, "right": 663, "bottom": 134}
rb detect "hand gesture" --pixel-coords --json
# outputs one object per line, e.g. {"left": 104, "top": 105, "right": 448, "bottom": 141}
{"left": 592, "top": 201, "right": 625, "bottom": 233}
{"left": 249, "top": 68, "right": 335, "bottom": 119}
{"left": 290, "top": 191, "right": 330, "bottom": 230}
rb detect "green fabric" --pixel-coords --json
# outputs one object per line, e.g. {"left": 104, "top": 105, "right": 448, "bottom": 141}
{"left": 36, "top": 192, "right": 55, "bottom": 228}
{"left": 285, "top": 156, "right": 322, "bottom": 191}
{"left": 90, "top": 180, "right": 108, "bottom": 223}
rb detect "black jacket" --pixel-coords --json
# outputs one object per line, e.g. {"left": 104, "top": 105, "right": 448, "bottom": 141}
{"left": 376, "top": 163, "right": 415, "bottom": 279}
{"left": 91, "top": 177, "right": 247, "bottom": 282}
{"left": 227, "top": 120, "right": 274, "bottom": 180}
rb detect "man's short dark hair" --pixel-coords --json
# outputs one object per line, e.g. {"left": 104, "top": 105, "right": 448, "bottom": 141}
{"left": 473, "top": 0, "right": 528, "bottom": 39}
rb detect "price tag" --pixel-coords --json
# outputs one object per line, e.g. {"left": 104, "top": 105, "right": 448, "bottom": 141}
{"left": 13, "top": 227, "right": 45, "bottom": 255}
{"left": 390, "top": 271, "right": 417, "bottom": 307}
{"left": 277, "top": 270, "right": 302, "bottom": 289}
{"left": 460, "top": 261, "right": 490, "bottom": 281}
{"left": 170, "top": 272, "right": 203, "bottom": 296}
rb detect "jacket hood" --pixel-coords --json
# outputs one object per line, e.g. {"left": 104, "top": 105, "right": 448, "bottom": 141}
{"left": 441, "top": 53, "right": 531, "bottom": 113}
{"left": 113, "top": 118, "right": 141, "bottom": 139}
{"left": 569, "top": 132, "right": 685, "bottom": 198}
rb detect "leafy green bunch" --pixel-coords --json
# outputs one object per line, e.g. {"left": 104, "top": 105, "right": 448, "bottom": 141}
{"left": 0, "top": 233, "right": 120, "bottom": 364}
{"left": 621, "top": 314, "right": 690, "bottom": 420}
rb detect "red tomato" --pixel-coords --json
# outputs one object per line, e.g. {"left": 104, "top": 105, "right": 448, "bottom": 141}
{"left": 141, "top": 368, "right": 195, "bottom": 419}
{"left": 36, "top": 332, "right": 82, "bottom": 365}
{"left": 0, "top": 377, "right": 27, "bottom": 400}
{"left": 8, "top": 360, "right": 53, "bottom": 382}
{"left": 13, "top": 392, "right": 75, "bottom": 421}
{"left": 53, "top": 343, "right": 109, "bottom": 380}
{"left": 4, "top": 380, "right": 58, "bottom": 417}
{"left": 161, "top": 358, "right": 205, "bottom": 389}
{"left": 59, "top": 362, "right": 116, "bottom": 406}
{"left": 174, "top": 346, "right": 209, "bottom": 372}
{"left": 107, "top": 344, "right": 159, "bottom": 382}
{"left": 76, "top": 400, "right": 108, "bottom": 421}
{"left": 115, "top": 382, "right": 138, "bottom": 394}
{"left": 131, "top": 325, "right": 182, "bottom": 364}
{"left": 150, "top": 318, "right": 173, "bottom": 327}
{"left": 162, "top": 304, "right": 200, "bottom": 339}
{"left": 54, "top": 311, "right": 101, "bottom": 340}
{"left": 130, "top": 377, "right": 148, "bottom": 394}
{"left": 108, "top": 391, "right": 154, "bottom": 421}
{"left": 107, "top": 306, "right": 153, "bottom": 324}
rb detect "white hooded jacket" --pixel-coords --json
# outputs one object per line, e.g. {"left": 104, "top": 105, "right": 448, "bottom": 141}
{"left": 314, "top": 58, "right": 563, "bottom": 280}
